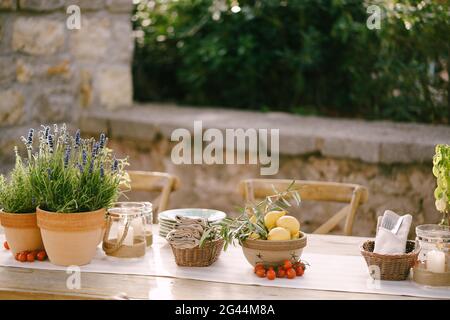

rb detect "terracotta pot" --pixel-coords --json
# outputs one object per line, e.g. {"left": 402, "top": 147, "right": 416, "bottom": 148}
{"left": 0, "top": 211, "right": 44, "bottom": 255}
{"left": 241, "top": 233, "right": 307, "bottom": 267}
{"left": 36, "top": 207, "right": 106, "bottom": 266}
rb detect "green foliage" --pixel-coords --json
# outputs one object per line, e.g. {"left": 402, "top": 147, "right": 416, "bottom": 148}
{"left": 26, "top": 125, "right": 129, "bottom": 213}
{"left": 0, "top": 149, "right": 36, "bottom": 213}
{"left": 433, "top": 144, "right": 450, "bottom": 225}
{"left": 133, "top": 0, "right": 450, "bottom": 123}
{"left": 220, "top": 181, "right": 300, "bottom": 249}
{"left": 198, "top": 221, "right": 223, "bottom": 247}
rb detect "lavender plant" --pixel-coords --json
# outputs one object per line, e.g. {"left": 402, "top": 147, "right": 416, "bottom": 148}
{"left": 25, "top": 124, "right": 129, "bottom": 213}
{"left": 0, "top": 148, "right": 36, "bottom": 213}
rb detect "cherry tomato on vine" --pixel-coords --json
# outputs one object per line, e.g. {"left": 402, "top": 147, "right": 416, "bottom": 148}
{"left": 276, "top": 268, "right": 286, "bottom": 278}
{"left": 266, "top": 269, "right": 276, "bottom": 280}
{"left": 256, "top": 269, "right": 266, "bottom": 278}
{"left": 286, "top": 268, "right": 296, "bottom": 279}
{"left": 27, "top": 252, "right": 36, "bottom": 262}
{"left": 295, "top": 266, "right": 304, "bottom": 276}
{"left": 283, "top": 260, "right": 293, "bottom": 270}
{"left": 37, "top": 251, "right": 47, "bottom": 261}
{"left": 254, "top": 263, "right": 265, "bottom": 272}
{"left": 18, "top": 252, "right": 27, "bottom": 262}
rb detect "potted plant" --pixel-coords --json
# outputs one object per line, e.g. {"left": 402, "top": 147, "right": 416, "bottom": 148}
{"left": 221, "top": 182, "right": 307, "bottom": 270}
{"left": 26, "top": 124, "right": 128, "bottom": 266}
{"left": 0, "top": 131, "right": 44, "bottom": 256}
{"left": 433, "top": 144, "right": 450, "bottom": 226}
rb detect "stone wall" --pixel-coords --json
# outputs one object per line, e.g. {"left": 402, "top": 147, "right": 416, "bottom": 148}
{"left": 0, "top": 0, "right": 133, "bottom": 160}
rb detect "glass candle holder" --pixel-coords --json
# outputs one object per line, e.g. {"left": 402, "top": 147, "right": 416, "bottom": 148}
{"left": 102, "top": 202, "right": 150, "bottom": 258}
{"left": 142, "top": 202, "right": 153, "bottom": 247}
{"left": 413, "top": 224, "right": 450, "bottom": 286}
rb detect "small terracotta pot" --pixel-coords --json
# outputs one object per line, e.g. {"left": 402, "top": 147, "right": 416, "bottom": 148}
{"left": 0, "top": 211, "right": 44, "bottom": 255}
{"left": 241, "top": 233, "right": 307, "bottom": 267}
{"left": 36, "top": 207, "right": 106, "bottom": 266}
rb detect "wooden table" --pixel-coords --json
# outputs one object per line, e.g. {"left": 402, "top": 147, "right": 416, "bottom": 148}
{"left": 0, "top": 232, "right": 426, "bottom": 300}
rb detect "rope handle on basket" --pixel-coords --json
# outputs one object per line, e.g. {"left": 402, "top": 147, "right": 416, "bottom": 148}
{"left": 102, "top": 217, "right": 132, "bottom": 254}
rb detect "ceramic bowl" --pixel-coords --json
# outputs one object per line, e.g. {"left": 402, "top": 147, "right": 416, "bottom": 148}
{"left": 241, "top": 233, "right": 307, "bottom": 266}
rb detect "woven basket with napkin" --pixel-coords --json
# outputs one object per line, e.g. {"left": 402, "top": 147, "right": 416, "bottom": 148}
{"left": 166, "top": 215, "right": 224, "bottom": 267}
{"left": 361, "top": 210, "right": 418, "bottom": 280}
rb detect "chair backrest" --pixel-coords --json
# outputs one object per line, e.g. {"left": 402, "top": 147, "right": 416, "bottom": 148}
{"left": 238, "top": 179, "right": 368, "bottom": 236}
{"left": 124, "top": 171, "right": 180, "bottom": 223}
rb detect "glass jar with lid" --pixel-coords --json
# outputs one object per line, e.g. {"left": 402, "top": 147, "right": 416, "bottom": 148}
{"left": 413, "top": 224, "right": 450, "bottom": 286}
{"left": 102, "top": 202, "right": 152, "bottom": 258}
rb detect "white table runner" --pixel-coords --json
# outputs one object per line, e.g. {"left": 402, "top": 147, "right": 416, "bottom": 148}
{"left": 0, "top": 234, "right": 448, "bottom": 299}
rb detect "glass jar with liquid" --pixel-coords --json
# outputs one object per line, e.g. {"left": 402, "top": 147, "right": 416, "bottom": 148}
{"left": 102, "top": 202, "right": 152, "bottom": 258}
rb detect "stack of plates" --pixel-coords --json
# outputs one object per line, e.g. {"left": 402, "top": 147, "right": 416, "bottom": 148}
{"left": 158, "top": 208, "right": 227, "bottom": 238}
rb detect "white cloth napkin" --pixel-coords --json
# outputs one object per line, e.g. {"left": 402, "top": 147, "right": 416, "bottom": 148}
{"left": 166, "top": 216, "right": 207, "bottom": 249}
{"left": 373, "top": 210, "right": 412, "bottom": 254}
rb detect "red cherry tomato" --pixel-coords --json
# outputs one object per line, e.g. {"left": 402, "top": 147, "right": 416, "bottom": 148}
{"left": 27, "top": 252, "right": 36, "bottom": 262}
{"left": 295, "top": 266, "right": 304, "bottom": 276}
{"left": 37, "top": 251, "right": 47, "bottom": 261}
{"left": 256, "top": 269, "right": 266, "bottom": 278}
{"left": 4, "top": 241, "right": 10, "bottom": 250}
{"left": 283, "top": 260, "right": 293, "bottom": 270}
{"left": 18, "top": 252, "right": 27, "bottom": 262}
{"left": 266, "top": 269, "right": 276, "bottom": 280}
{"left": 254, "top": 263, "right": 265, "bottom": 273}
{"left": 276, "top": 268, "right": 286, "bottom": 278}
{"left": 15, "top": 252, "right": 20, "bottom": 261}
{"left": 286, "top": 268, "right": 296, "bottom": 279}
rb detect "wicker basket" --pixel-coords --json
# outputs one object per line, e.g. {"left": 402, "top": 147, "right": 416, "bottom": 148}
{"left": 360, "top": 240, "right": 418, "bottom": 281}
{"left": 170, "top": 239, "right": 224, "bottom": 267}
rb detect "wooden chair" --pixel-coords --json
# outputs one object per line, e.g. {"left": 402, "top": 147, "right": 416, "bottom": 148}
{"left": 238, "top": 179, "right": 368, "bottom": 236}
{"left": 123, "top": 171, "right": 180, "bottom": 223}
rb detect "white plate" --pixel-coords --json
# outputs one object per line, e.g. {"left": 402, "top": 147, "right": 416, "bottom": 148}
{"left": 158, "top": 218, "right": 176, "bottom": 225}
{"left": 158, "top": 221, "right": 176, "bottom": 228}
{"left": 159, "top": 222, "right": 175, "bottom": 228}
{"left": 159, "top": 226, "right": 173, "bottom": 232}
{"left": 159, "top": 230, "right": 170, "bottom": 237}
{"left": 158, "top": 208, "right": 226, "bottom": 222}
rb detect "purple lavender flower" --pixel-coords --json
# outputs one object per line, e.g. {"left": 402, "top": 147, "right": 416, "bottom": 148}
{"left": 111, "top": 158, "right": 119, "bottom": 172}
{"left": 88, "top": 159, "right": 94, "bottom": 174}
{"left": 64, "top": 147, "right": 71, "bottom": 168}
{"left": 47, "top": 168, "right": 52, "bottom": 180}
{"left": 47, "top": 134, "right": 54, "bottom": 153}
{"left": 100, "top": 163, "right": 104, "bottom": 178}
{"left": 75, "top": 130, "right": 81, "bottom": 148}
{"left": 44, "top": 126, "right": 50, "bottom": 139}
{"left": 76, "top": 163, "right": 84, "bottom": 173}
{"left": 27, "top": 128, "right": 34, "bottom": 145}
{"left": 82, "top": 149, "right": 88, "bottom": 165}
{"left": 92, "top": 142, "right": 99, "bottom": 158}
{"left": 99, "top": 133, "right": 106, "bottom": 149}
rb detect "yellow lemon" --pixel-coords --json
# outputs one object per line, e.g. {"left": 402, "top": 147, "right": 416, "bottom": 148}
{"left": 267, "top": 227, "right": 291, "bottom": 241}
{"left": 276, "top": 215, "right": 300, "bottom": 236}
{"left": 264, "top": 210, "right": 286, "bottom": 230}
{"left": 291, "top": 231, "right": 300, "bottom": 239}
